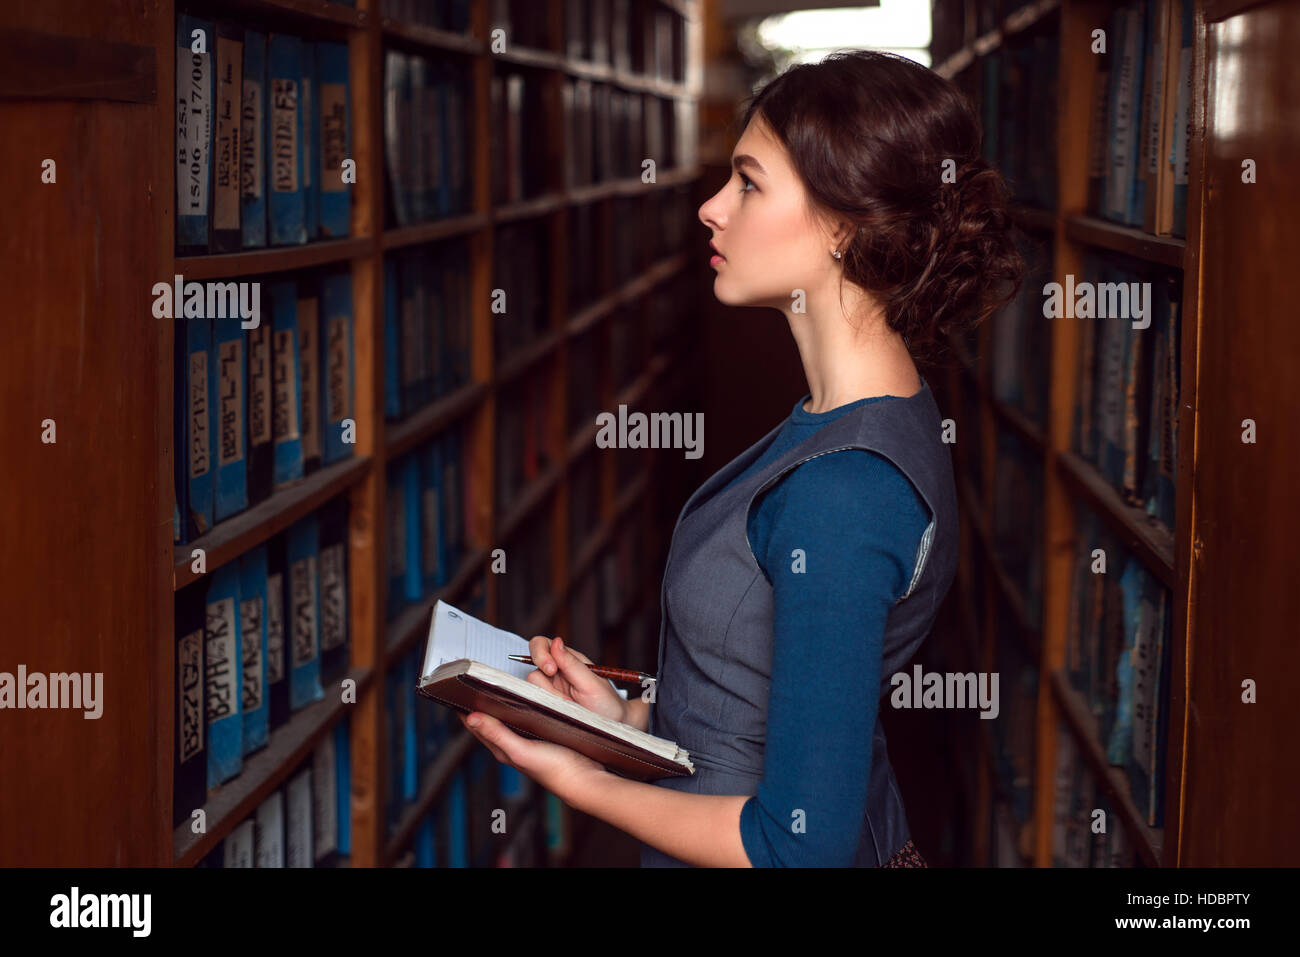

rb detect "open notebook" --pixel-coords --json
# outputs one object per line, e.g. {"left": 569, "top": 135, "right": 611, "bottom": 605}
{"left": 416, "top": 600, "right": 694, "bottom": 781}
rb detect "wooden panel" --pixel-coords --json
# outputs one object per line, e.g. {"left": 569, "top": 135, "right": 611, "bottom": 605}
{"left": 1182, "top": 0, "right": 1300, "bottom": 866}
{"left": 0, "top": 29, "right": 155, "bottom": 103}
{"left": 0, "top": 0, "right": 168, "bottom": 866}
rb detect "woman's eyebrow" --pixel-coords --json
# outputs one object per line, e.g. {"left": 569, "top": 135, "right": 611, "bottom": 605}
{"left": 732, "top": 154, "right": 767, "bottom": 177}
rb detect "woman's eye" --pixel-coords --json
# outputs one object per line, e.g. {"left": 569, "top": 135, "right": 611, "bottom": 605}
{"left": 738, "top": 173, "right": 754, "bottom": 193}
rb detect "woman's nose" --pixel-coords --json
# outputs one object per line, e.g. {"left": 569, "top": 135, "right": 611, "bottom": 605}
{"left": 698, "top": 191, "right": 726, "bottom": 230}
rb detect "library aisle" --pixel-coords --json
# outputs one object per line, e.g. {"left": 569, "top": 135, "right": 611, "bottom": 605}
{"left": 0, "top": 0, "right": 1296, "bottom": 878}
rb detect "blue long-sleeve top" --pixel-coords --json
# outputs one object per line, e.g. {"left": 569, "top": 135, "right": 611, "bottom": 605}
{"left": 715, "top": 393, "right": 931, "bottom": 867}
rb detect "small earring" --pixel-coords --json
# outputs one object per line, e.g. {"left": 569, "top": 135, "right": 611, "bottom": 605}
{"left": 832, "top": 249, "right": 842, "bottom": 261}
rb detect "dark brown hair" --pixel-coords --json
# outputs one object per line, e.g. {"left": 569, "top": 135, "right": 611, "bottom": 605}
{"left": 739, "top": 50, "right": 1025, "bottom": 366}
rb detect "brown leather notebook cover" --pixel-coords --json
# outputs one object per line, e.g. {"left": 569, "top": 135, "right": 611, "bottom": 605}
{"left": 417, "top": 660, "right": 694, "bottom": 783}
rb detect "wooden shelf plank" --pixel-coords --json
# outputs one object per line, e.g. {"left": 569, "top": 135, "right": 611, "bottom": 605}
{"left": 1064, "top": 214, "right": 1186, "bottom": 270}
{"left": 380, "top": 20, "right": 484, "bottom": 56}
{"left": 1055, "top": 449, "right": 1176, "bottom": 588}
{"left": 1010, "top": 203, "right": 1058, "bottom": 235}
{"left": 173, "top": 455, "right": 371, "bottom": 590}
{"left": 381, "top": 212, "right": 488, "bottom": 251}
{"left": 177, "top": 236, "right": 373, "bottom": 280}
{"left": 209, "top": 0, "right": 368, "bottom": 29}
{"left": 174, "top": 667, "right": 373, "bottom": 866}
{"left": 1048, "top": 670, "right": 1163, "bottom": 866}
{"left": 496, "top": 327, "right": 564, "bottom": 386}
{"left": 386, "top": 380, "right": 489, "bottom": 460}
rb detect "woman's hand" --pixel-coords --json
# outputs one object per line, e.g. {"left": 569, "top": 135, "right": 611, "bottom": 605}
{"left": 458, "top": 636, "right": 619, "bottom": 802}
{"left": 521, "top": 635, "right": 629, "bottom": 725}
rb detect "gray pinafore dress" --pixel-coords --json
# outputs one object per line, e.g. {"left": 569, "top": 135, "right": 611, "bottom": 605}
{"left": 641, "top": 376, "right": 958, "bottom": 866}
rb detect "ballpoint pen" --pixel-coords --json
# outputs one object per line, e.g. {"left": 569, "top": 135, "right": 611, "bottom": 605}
{"left": 506, "top": 655, "right": 657, "bottom": 685}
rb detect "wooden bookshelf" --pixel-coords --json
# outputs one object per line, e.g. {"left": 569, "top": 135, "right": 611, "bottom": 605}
{"left": 935, "top": 0, "right": 1300, "bottom": 868}
{"left": 933, "top": 0, "right": 1211, "bottom": 868}
{"left": 0, "top": 0, "right": 701, "bottom": 867}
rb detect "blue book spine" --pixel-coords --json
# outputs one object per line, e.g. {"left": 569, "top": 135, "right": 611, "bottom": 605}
{"left": 386, "top": 462, "right": 406, "bottom": 616}
{"left": 1170, "top": 0, "right": 1193, "bottom": 237}
{"left": 415, "top": 814, "right": 436, "bottom": 867}
{"left": 317, "top": 41, "right": 352, "bottom": 238}
{"left": 174, "top": 317, "right": 191, "bottom": 543}
{"left": 205, "top": 561, "right": 244, "bottom": 787}
{"left": 383, "top": 257, "right": 402, "bottom": 419}
{"left": 1125, "top": 1, "right": 1150, "bottom": 227}
{"left": 239, "top": 544, "right": 270, "bottom": 754}
{"left": 414, "top": 676, "right": 440, "bottom": 773}
{"left": 267, "top": 34, "right": 307, "bottom": 245}
{"left": 402, "top": 455, "right": 423, "bottom": 602}
{"left": 176, "top": 15, "right": 214, "bottom": 250}
{"left": 302, "top": 42, "right": 319, "bottom": 240}
{"left": 447, "top": 770, "right": 468, "bottom": 867}
{"left": 421, "top": 439, "right": 442, "bottom": 595}
{"left": 402, "top": 648, "right": 419, "bottom": 803}
{"left": 386, "top": 664, "right": 405, "bottom": 832}
{"left": 1101, "top": 7, "right": 1128, "bottom": 222}
{"left": 441, "top": 430, "right": 461, "bottom": 575}
{"left": 320, "top": 271, "right": 355, "bottom": 465}
{"left": 1107, "top": 557, "right": 1144, "bottom": 765}
{"left": 214, "top": 311, "right": 249, "bottom": 521}
{"left": 186, "top": 314, "right": 216, "bottom": 537}
{"left": 241, "top": 30, "right": 267, "bottom": 248}
{"left": 270, "top": 281, "right": 304, "bottom": 486}
{"left": 287, "top": 512, "right": 325, "bottom": 711}
{"left": 499, "top": 765, "right": 524, "bottom": 800}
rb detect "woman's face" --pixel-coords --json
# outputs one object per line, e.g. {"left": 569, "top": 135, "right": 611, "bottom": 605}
{"left": 698, "top": 114, "right": 837, "bottom": 311}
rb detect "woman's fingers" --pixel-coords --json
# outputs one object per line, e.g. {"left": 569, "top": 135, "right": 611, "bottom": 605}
{"left": 529, "top": 635, "right": 558, "bottom": 676}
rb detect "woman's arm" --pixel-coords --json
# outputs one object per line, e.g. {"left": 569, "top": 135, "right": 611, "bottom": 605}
{"left": 737, "top": 449, "right": 931, "bottom": 866}
{"left": 566, "top": 774, "right": 753, "bottom": 867}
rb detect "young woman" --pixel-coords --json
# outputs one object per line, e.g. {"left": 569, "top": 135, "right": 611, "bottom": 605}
{"left": 460, "top": 50, "right": 1023, "bottom": 867}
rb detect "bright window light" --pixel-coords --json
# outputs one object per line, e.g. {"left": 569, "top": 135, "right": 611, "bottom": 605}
{"left": 752, "top": 1, "right": 933, "bottom": 69}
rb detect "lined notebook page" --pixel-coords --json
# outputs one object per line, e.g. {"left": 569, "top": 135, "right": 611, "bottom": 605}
{"left": 420, "top": 600, "right": 629, "bottom": 700}
{"left": 421, "top": 600, "right": 534, "bottom": 681}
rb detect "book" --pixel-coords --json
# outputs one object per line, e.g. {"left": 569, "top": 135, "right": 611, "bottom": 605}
{"left": 316, "top": 41, "right": 352, "bottom": 238}
{"left": 240, "top": 29, "right": 267, "bottom": 248}
{"left": 297, "top": 278, "right": 323, "bottom": 475}
{"left": 415, "top": 600, "right": 692, "bottom": 781}
{"left": 246, "top": 283, "right": 273, "bottom": 504}
{"left": 214, "top": 306, "right": 248, "bottom": 521}
{"left": 268, "top": 34, "right": 306, "bottom": 245}
{"left": 318, "top": 497, "right": 349, "bottom": 685}
{"left": 302, "top": 43, "right": 319, "bottom": 241}
{"left": 254, "top": 789, "right": 285, "bottom": 867}
{"left": 239, "top": 544, "right": 270, "bottom": 754}
{"left": 205, "top": 561, "right": 244, "bottom": 787}
{"left": 173, "top": 582, "right": 207, "bottom": 826}
{"left": 212, "top": 23, "right": 243, "bottom": 253}
{"left": 287, "top": 512, "right": 325, "bottom": 711}
{"left": 266, "top": 533, "right": 290, "bottom": 731}
{"left": 270, "top": 280, "right": 304, "bottom": 487}
{"left": 176, "top": 14, "right": 214, "bottom": 253}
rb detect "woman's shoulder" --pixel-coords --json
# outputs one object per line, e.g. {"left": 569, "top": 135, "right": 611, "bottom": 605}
{"left": 776, "top": 448, "right": 929, "bottom": 522}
